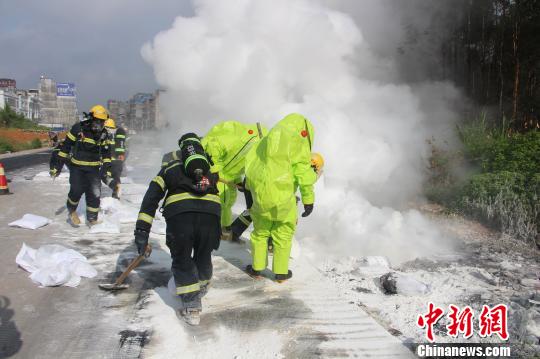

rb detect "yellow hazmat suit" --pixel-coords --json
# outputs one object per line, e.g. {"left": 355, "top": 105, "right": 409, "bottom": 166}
{"left": 245, "top": 113, "right": 317, "bottom": 274}
{"left": 202, "top": 121, "right": 267, "bottom": 227}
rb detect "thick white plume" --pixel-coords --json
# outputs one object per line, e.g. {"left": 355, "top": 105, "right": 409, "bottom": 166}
{"left": 142, "top": 0, "right": 458, "bottom": 263}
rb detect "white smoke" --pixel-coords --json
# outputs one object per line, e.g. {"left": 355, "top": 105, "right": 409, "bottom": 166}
{"left": 142, "top": 0, "right": 458, "bottom": 264}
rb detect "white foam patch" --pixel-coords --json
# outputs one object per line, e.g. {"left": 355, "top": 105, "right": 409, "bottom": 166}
{"left": 141, "top": 288, "right": 285, "bottom": 358}
{"left": 89, "top": 220, "right": 120, "bottom": 234}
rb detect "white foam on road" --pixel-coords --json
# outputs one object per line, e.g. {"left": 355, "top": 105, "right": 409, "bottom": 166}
{"left": 139, "top": 243, "right": 414, "bottom": 358}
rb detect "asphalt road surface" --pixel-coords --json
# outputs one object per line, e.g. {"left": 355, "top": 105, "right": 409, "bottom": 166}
{"left": 0, "top": 141, "right": 414, "bottom": 358}
{"left": 0, "top": 149, "right": 52, "bottom": 172}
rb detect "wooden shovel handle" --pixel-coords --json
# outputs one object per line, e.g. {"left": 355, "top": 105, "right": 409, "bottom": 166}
{"left": 218, "top": 178, "right": 242, "bottom": 189}
{"left": 114, "top": 245, "right": 152, "bottom": 286}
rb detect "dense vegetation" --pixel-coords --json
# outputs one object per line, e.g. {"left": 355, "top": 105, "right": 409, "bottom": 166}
{"left": 437, "top": 0, "right": 540, "bottom": 132}
{"left": 419, "top": 1, "right": 540, "bottom": 246}
{"left": 0, "top": 105, "right": 45, "bottom": 130}
{"left": 427, "top": 119, "right": 539, "bottom": 246}
{"left": 0, "top": 105, "right": 46, "bottom": 153}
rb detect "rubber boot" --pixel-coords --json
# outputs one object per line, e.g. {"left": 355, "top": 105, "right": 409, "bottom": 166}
{"left": 176, "top": 308, "right": 201, "bottom": 326}
{"left": 231, "top": 210, "right": 251, "bottom": 241}
{"left": 87, "top": 220, "right": 100, "bottom": 227}
{"left": 68, "top": 211, "right": 81, "bottom": 227}
{"left": 220, "top": 226, "right": 232, "bottom": 241}
{"left": 87, "top": 215, "right": 101, "bottom": 227}
{"left": 245, "top": 265, "right": 262, "bottom": 279}
{"left": 275, "top": 270, "right": 293, "bottom": 283}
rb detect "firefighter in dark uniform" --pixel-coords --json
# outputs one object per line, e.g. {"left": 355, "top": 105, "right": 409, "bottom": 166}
{"left": 49, "top": 139, "right": 65, "bottom": 173}
{"left": 134, "top": 133, "right": 221, "bottom": 326}
{"left": 161, "top": 146, "right": 181, "bottom": 168}
{"left": 104, "top": 118, "right": 127, "bottom": 199}
{"left": 50, "top": 105, "right": 113, "bottom": 226}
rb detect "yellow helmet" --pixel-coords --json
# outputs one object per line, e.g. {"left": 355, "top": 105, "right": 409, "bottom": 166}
{"left": 89, "top": 105, "right": 109, "bottom": 120}
{"left": 104, "top": 118, "right": 116, "bottom": 129}
{"left": 311, "top": 152, "right": 324, "bottom": 175}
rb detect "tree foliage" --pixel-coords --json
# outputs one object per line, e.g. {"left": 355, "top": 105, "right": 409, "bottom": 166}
{"left": 0, "top": 105, "right": 44, "bottom": 129}
{"left": 442, "top": 0, "right": 540, "bottom": 131}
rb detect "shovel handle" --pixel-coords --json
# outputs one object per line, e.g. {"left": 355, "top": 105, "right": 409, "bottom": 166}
{"left": 218, "top": 178, "right": 242, "bottom": 189}
{"left": 114, "top": 245, "right": 152, "bottom": 286}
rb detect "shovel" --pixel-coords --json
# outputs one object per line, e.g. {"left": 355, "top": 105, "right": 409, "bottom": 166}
{"left": 99, "top": 245, "right": 152, "bottom": 291}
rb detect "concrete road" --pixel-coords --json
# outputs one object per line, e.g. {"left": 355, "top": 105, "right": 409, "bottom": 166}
{"left": 0, "top": 148, "right": 414, "bottom": 358}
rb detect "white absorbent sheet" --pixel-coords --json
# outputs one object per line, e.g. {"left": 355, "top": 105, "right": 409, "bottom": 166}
{"left": 9, "top": 214, "right": 51, "bottom": 230}
{"left": 15, "top": 243, "right": 97, "bottom": 287}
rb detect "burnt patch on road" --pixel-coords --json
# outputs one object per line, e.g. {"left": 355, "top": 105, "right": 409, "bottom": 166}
{"left": 75, "top": 239, "right": 94, "bottom": 246}
{"left": 117, "top": 329, "right": 151, "bottom": 358}
{"left": 118, "top": 329, "right": 150, "bottom": 348}
{"left": 140, "top": 270, "right": 170, "bottom": 290}
{"left": 134, "top": 291, "right": 153, "bottom": 310}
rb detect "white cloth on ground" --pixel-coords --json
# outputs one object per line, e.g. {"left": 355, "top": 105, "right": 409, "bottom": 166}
{"left": 15, "top": 243, "right": 97, "bottom": 287}
{"left": 9, "top": 214, "right": 51, "bottom": 230}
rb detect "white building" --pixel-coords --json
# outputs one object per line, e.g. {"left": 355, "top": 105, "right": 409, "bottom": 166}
{"left": 0, "top": 88, "right": 40, "bottom": 121}
{"left": 38, "top": 77, "right": 78, "bottom": 129}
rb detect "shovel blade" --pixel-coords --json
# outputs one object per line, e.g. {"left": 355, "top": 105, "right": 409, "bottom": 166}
{"left": 98, "top": 283, "right": 130, "bottom": 291}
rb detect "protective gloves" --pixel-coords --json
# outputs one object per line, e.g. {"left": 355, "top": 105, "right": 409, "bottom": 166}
{"left": 49, "top": 168, "right": 60, "bottom": 178}
{"left": 301, "top": 204, "right": 314, "bottom": 217}
{"left": 134, "top": 228, "right": 149, "bottom": 255}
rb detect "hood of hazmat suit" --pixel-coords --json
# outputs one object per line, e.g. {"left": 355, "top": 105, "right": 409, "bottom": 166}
{"left": 245, "top": 113, "right": 317, "bottom": 222}
{"left": 202, "top": 121, "right": 268, "bottom": 182}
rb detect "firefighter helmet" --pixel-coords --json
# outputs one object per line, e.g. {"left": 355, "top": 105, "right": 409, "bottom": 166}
{"left": 311, "top": 152, "right": 324, "bottom": 175}
{"left": 89, "top": 105, "right": 108, "bottom": 120}
{"left": 104, "top": 118, "right": 116, "bottom": 129}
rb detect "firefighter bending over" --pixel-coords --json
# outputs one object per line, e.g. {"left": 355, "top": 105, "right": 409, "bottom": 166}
{"left": 134, "top": 133, "right": 221, "bottom": 326}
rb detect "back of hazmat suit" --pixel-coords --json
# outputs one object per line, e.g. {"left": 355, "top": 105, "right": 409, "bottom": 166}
{"left": 245, "top": 113, "right": 317, "bottom": 275}
{"left": 202, "top": 121, "right": 267, "bottom": 228}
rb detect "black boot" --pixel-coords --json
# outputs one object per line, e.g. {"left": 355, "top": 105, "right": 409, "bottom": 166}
{"left": 245, "top": 265, "right": 262, "bottom": 279}
{"left": 275, "top": 270, "right": 292, "bottom": 283}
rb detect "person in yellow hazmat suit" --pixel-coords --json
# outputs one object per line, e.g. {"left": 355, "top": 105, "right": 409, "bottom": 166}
{"left": 244, "top": 113, "right": 318, "bottom": 282}
{"left": 230, "top": 152, "right": 324, "bottom": 245}
{"left": 201, "top": 121, "right": 267, "bottom": 240}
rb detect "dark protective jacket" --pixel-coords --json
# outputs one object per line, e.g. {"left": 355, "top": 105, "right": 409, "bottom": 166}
{"left": 112, "top": 127, "right": 127, "bottom": 160}
{"left": 161, "top": 150, "right": 181, "bottom": 168}
{"left": 50, "top": 141, "right": 65, "bottom": 171}
{"left": 136, "top": 160, "right": 221, "bottom": 232}
{"left": 56, "top": 122, "right": 111, "bottom": 169}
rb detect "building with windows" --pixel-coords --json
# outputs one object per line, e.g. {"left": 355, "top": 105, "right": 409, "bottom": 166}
{"left": 0, "top": 78, "right": 16, "bottom": 89}
{"left": 0, "top": 88, "right": 40, "bottom": 121}
{"left": 38, "top": 76, "right": 78, "bottom": 129}
{"left": 107, "top": 89, "right": 163, "bottom": 131}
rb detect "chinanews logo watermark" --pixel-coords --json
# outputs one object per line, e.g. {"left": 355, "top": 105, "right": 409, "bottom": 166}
{"left": 414, "top": 302, "right": 512, "bottom": 358}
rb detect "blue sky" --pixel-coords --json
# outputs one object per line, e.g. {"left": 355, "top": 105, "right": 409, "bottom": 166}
{"left": 0, "top": 0, "right": 193, "bottom": 110}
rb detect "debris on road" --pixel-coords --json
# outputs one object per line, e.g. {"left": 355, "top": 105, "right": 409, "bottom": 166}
{"left": 9, "top": 213, "right": 51, "bottom": 230}
{"left": 379, "top": 272, "right": 430, "bottom": 296}
{"left": 15, "top": 243, "right": 97, "bottom": 287}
